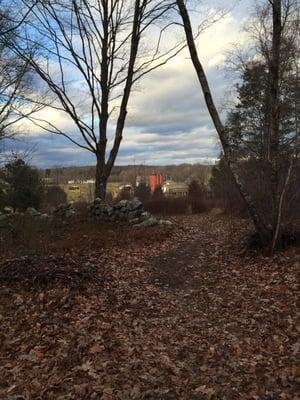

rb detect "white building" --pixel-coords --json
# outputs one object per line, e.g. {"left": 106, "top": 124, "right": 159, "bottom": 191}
{"left": 162, "top": 180, "right": 188, "bottom": 197}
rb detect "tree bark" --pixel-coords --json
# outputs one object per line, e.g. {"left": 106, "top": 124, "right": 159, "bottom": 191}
{"left": 176, "top": 0, "right": 271, "bottom": 247}
{"left": 95, "top": 155, "right": 107, "bottom": 200}
{"left": 268, "top": 0, "right": 283, "bottom": 254}
{"left": 105, "top": 0, "right": 141, "bottom": 178}
{"left": 94, "top": 0, "right": 141, "bottom": 200}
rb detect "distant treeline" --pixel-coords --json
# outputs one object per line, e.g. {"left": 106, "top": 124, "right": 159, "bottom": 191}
{"left": 41, "top": 164, "right": 214, "bottom": 186}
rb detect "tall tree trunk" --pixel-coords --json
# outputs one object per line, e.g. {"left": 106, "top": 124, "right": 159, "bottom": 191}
{"left": 268, "top": 0, "right": 283, "bottom": 254}
{"left": 270, "top": 153, "right": 297, "bottom": 252}
{"left": 95, "top": 155, "right": 107, "bottom": 200}
{"left": 94, "top": 0, "right": 142, "bottom": 198}
{"left": 105, "top": 0, "right": 141, "bottom": 178}
{"left": 270, "top": 56, "right": 299, "bottom": 253}
{"left": 176, "top": 0, "right": 271, "bottom": 247}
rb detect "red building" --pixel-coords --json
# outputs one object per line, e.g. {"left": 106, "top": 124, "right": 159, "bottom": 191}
{"left": 149, "top": 173, "right": 163, "bottom": 193}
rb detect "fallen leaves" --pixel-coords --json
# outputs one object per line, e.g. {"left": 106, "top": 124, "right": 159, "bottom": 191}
{"left": 89, "top": 343, "right": 105, "bottom": 354}
{"left": 194, "top": 385, "right": 216, "bottom": 399}
{"left": 0, "top": 214, "right": 299, "bottom": 399}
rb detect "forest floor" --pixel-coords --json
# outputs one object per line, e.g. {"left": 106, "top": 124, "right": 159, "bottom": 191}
{"left": 0, "top": 214, "right": 299, "bottom": 400}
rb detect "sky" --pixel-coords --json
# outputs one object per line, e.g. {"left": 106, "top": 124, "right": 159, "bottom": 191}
{"left": 7, "top": 0, "right": 252, "bottom": 168}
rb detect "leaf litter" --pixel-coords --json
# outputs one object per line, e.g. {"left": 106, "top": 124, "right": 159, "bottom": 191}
{"left": 0, "top": 215, "right": 299, "bottom": 399}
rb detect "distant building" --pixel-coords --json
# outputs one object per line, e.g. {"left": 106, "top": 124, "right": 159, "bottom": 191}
{"left": 149, "top": 173, "right": 163, "bottom": 193}
{"left": 162, "top": 180, "right": 188, "bottom": 197}
{"left": 136, "top": 175, "right": 148, "bottom": 187}
{"left": 118, "top": 184, "right": 133, "bottom": 196}
{"left": 83, "top": 179, "right": 95, "bottom": 184}
{"left": 42, "top": 177, "right": 55, "bottom": 185}
{"left": 69, "top": 185, "right": 80, "bottom": 191}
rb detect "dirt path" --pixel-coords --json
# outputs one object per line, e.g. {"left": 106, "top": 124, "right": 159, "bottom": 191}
{"left": 0, "top": 215, "right": 299, "bottom": 400}
{"left": 148, "top": 215, "right": 299, "bottom": 399}
{"left": 150, "top": 215, "right": 245, "bottom": 289}
{"left": 150, "top": 217, "right": 218, "bottom": 289}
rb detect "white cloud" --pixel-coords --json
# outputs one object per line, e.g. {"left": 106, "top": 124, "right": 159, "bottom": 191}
{"left": 16, "top": 4, "right": 249, "bottom": 167}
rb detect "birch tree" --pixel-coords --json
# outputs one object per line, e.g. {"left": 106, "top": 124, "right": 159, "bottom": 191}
{"left": 177, "top": 0, "right": 299, "bottom": 253}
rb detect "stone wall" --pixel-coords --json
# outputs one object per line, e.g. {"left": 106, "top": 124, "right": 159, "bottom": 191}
{"left": 0, "top": 198, "right": 172, "bottom": 227}
{"left": 88, "top": 198, "right": 172, "bottom": 227}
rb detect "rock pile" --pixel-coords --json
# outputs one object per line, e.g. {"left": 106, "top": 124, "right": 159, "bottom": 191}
{"left": 0, "top": 213, "right": 8, "bottom": 225}
{"left": 88, "top": 198, "right": 113, "bottom": 221}
{"left": 88, "top": 198, "right": 172, "bottom": 227}
{"left": 0, "top": 207, "right": 49, "bottom": 226}
{"left": 51, "top": 203, "right": 76, "bottom": 219}
{"left": 0, "top": 199, "right": 172, "bottom": 228}
{"left": 3, "top": 206, "right": 13, "bottom": 215}
{"left": 0, "top": 207, "right": 17, "bottom": 222}
{"left": 25, "top": 207, "right": 41, "bottom": 217}
{"left": 25, "top": 207, "right": 49, "bottom": 221}
{"left": 0, "top": 207, "right": 13, "bottom": 224}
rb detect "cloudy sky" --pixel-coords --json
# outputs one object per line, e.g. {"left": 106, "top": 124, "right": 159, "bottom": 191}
{"left": 9, "top": 0, "right": 252, "bottom": 168}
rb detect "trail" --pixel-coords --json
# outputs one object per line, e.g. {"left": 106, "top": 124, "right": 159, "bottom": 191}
{"left": 150, "top": 215, "right": 242, "bottom": 290}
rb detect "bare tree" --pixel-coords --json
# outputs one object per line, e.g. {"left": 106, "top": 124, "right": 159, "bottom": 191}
{"left": 177, "top": 0, "right": 299, "bottom": 253}
{"left": 10, "top": 0, "right": 186, "bottom": 199}
{"left": 0, "top": 12, "right": 27, "bottom": 141}
{"left": 260, "top": 0, "right": 299, "bottom": 252}
{"left": 0, "top": 1, "right": 37, "bottom": 36}
{"left": 0, "top": 4, "right": 43, "bottom": 147}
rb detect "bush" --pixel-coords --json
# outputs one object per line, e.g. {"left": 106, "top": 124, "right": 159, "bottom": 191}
{"left": 116, "top": 186, "right": 132, "bottom": 201}
{"left": 188, "top": 179, "right": 204, "bottom": 197}
{"left": 134, "top": 182, "right": 151, "bottom": 202}
{"left": 0, "top": 178, "right": 9, "bottom": 210}
{"left": 4, "top": 158, "right": 44, "bottom": 211}
{"left": 41, "top": 185, "right": 67, "bottom": 210}
{"left": 210, "top": 156, "right": 300, "bottom": 223}
{"left": 72, "top": 201, "right": 89, "bottom": 219}
{"left": 188, "top": 179, "right": 209, "bottom": 213}
{"left": 145, "top": 197, "right": 189, "bottom": 215}
{"left": 152, "top": 185, "right": 164, "bottom": 199}
{"left": 189, "top": 197, "right": 210, "bottom": 214}
{"left": 210, "top": 157, "right": 248, "bottom": 216}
